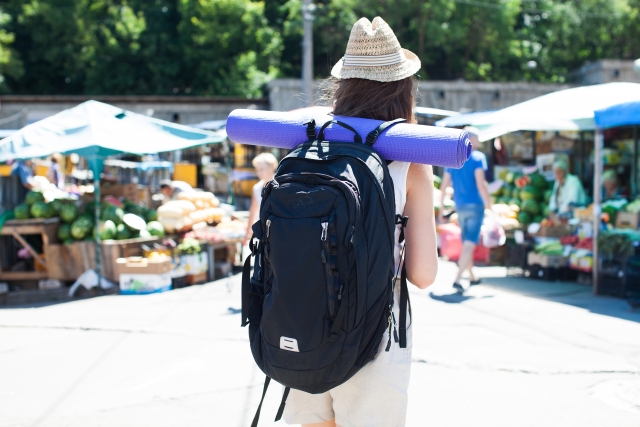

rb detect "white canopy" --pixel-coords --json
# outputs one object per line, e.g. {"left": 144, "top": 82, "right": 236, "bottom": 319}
{"left": 469, "top": 82, "right": 640, "bottom": 141}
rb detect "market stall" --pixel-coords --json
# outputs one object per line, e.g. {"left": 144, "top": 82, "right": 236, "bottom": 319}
{"left": 435, "top": 83, "right": 640, "bottom": 296}
{"left": 0, "top": 100, "right": 243, "bottom": 298}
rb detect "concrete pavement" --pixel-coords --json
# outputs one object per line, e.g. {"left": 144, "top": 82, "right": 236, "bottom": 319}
{"left": 0, "top": 260, "right": 639, "bottom": 427}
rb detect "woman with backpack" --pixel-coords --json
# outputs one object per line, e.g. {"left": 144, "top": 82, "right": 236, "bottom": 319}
{"left": 281, "top": 16, "right": 439, "bottom": 427}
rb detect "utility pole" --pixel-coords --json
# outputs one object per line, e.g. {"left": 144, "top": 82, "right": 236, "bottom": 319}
{"left": 302, "top": 0, "right": 316, "bottom": 106}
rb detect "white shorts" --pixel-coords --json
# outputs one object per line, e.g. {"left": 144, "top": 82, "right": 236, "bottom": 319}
{"left": 283, "top": 324, "right": 413, "bottom": 427}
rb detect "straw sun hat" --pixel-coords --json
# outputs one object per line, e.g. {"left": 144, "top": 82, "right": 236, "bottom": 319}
{"left": 331, "top": 17, "right": 421, "bottom": 83}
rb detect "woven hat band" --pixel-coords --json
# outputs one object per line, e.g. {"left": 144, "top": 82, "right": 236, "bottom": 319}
{"left": 342, "top": 51, "right": 405, "bottom": 67}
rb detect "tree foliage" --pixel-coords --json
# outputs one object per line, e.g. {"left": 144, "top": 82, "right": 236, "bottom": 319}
{"left": 0, "top": 0, "right": 639, "bottom": 96}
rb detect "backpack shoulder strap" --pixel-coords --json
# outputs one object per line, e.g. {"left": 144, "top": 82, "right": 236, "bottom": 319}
{"left": 365, "top": 118, "right": 406, "bottom": 147}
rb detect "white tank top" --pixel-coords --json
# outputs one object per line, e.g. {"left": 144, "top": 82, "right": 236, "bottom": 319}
{"left": 387, "top": 161, "right": 411, "bottom": 333}
{"left": 388, "top": 161, "right": 410, "bottom": 267}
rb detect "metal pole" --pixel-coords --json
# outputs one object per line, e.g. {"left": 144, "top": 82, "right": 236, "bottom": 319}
{"left": 302, "top": 0, "right": 315, "bottom": 106}
{"left": 632, "top": 126, "right": 638, "bottom": 197}
{"left": 592, "top": 128, "right": 603, "bottom": 295}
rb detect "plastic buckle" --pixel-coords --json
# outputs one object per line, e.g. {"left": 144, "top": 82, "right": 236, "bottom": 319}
{"left": 365, "top": 131, "right": 379, "bottom": 146}
{"left": 395, "top": 214, "right": 409, "bottom": 228}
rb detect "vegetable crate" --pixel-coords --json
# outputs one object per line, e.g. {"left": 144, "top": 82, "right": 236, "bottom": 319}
{"left": 599, "top": 258, "right": 640, "bottom": 298}
{"left": 528, "top": 265, "right": 576, "bottom": 282}
{"left": 505, "top": 243, "right": 532, "bottom": 276}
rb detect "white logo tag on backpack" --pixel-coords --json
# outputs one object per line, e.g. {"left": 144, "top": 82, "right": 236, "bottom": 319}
{"left": 280, "top": 337, "right": 299, "bottom": 352}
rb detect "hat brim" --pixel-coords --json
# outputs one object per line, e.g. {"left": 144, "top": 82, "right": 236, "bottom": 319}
{"left": 331, "top": 48, "right": 421, "bottom": 82}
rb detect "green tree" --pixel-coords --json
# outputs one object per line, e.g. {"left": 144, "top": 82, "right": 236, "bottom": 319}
{"left": 0, "top": 7, "right": 23, "bottom": 92}
{"left": 177, "top": 0, "right": 282, "bottom": 97}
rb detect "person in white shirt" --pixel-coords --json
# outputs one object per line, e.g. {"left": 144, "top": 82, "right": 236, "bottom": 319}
{"left": 243, "top": 152, "right": 278, "bottom": 245}
{"left": 548, "top": 160, "right": 587, "bottom": 214}
{"left": 159, "top": 179, "right": 193, "bottom": 201}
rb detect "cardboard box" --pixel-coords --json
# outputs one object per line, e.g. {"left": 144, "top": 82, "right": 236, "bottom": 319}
{"left": 120, "top": 273, "right": 172, "bottom": 295}
{"left": 115, "top": 257, "right": 173, "bottom": 276}
{"left": 615, "top": 212, "right": 640, "bottom": 230}
{"left": 100, "top": 183, "right": 140, "bottom": 203}
{"left": 182, "top": 253, "right": 209, "bottom": 275}
{"left": 527, "top": 252, "right": 568, "bottom": 268}
{"left": 533, "top": 225, "right": 573, "bottom": 238}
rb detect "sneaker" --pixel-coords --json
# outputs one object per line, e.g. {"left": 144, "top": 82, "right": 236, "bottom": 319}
{"left": 470, "top": 279, "right": 482, "bottom": 286}
{"left": 453, "top": 283, "right": 464, "bottom": 293}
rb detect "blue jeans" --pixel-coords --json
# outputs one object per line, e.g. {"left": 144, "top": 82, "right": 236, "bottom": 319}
{"left": 457, "top": 204, "right": 485, "bottom": 244}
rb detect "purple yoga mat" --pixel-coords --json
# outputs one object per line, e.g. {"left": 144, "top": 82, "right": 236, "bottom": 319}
{"left": 226, "top": 109, "right": 471, "bottom": 168}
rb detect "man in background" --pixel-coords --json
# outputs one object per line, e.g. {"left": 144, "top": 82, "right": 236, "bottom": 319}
{"left": 159, "top": 179, "right": 193, "bottom": 202}
{"left": 11, "top": 160, "right": 34, "bottom": 190}
{"left": 439, "top": 127, "right": 492, "bottom": 293}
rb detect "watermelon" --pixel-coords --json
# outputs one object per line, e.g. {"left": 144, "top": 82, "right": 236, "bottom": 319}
{"left": 50, "top": 199, "right": 63, "bottom": 213}
{"left": 25, "top": 190, "right": 45, "bottom": 206}
{"left": 101, "top": 206, "right": 124, "bottom": 225}
{"left": 144, "top": 209, "right": 158, "bottom": 222}
{"left": 57, "top": 223, "right": 72, "bottom": 241}
{"left": 533, "top": 215, "right": 544, "bottom": 223}
{"left": 146, "top": 221, "right": 165, "bottom": 237}
{"left": 31, "top": 201, "right": 52, "bottom": 219}
{"left": 542, "top": 205, "right": 550, "bottom": 218}
{"left": 520, "top": 186, "right": 541, "bottom": 201}
{"left": 59, "top": 203, "right": 78, "bottom": 223}
{"left": 505, "top": 172, "right": 516, "bottom": 184}
{"left": 98, "top": 220, "right": 117, "bottom": 240}
{"left": 123, "top": 213, "right": 146, "bottom": 231}
{"left": 138, "top": 229, "right": 152, "bottom": 238}
{"left": 63, "top": 238, "right": 74, "bottom": 245}
{"left": 116, "top": 223, "right": 132, "bottom": 240}
{"left": 70, "top": 215, "right": 94, "bottom": 240}
{"left": 522, "top": 199, "right": 541, "bottom": 216}
{"left": 529, "top": 173, "right": 548, "bottom": 190}
{"left": 124, "top": 201, "right": 145, "bottom": 217}
{"left": 14, "top": 203, "right": 30, "bottom": 220}
{"left": 517, "top": 211, "right": 532, "bottom": 224}
{"left": 508, "top": 199, "right": 521, "bottom": 207}
{"left": 543, "top": 189, "right": 553, "bottom": 204}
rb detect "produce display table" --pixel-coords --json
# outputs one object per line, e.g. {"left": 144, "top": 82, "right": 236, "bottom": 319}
{"left": 0, "top": 218, "right": 59, "bottom": 281}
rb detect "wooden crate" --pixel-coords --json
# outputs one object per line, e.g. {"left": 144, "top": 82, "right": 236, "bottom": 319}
{"left": 45, "top": 241, "right": 97, "bottom": 281}
{"left": 47, "top": 237, "right": 164, "bottom": 283}
{"left": 186, "top": 271, "right": 208, "bottom": 285}
{"left": 0, "top": 218, "right": 59, "bottom": 281}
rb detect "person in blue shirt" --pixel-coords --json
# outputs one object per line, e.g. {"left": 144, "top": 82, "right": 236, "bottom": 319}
{"left": 11, "top": 160, "right": 34, "bottom": 190}
{"left": 438, "top": 127, "right": 492, "bottom": 293}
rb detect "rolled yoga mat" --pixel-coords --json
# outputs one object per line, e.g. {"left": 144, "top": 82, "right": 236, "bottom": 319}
{"left": 226, "top": 109, "right": 471, "bottom": 168}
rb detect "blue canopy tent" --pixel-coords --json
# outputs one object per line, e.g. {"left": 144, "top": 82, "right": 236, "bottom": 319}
{"left": 0, "top": 100, "right": 227, "bottom": 282}
{"left": 594, "top": 101, "right": 640, "bottom": 129}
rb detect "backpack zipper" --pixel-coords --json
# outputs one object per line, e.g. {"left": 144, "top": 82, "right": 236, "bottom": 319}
{"left": 266, "top": 219, "right": 272, "bottom": 238}
{"left": 321, "top": 221, "right": 336, "bottom": 320}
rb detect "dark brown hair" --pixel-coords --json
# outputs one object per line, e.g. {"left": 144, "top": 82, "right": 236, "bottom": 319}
{"left": 328, "top": 77, "right": 417, "bottom": 124}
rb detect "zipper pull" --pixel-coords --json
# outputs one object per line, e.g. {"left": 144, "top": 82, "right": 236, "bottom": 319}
{"left": 266, "top": 219, "right": 272, "bottom": 237}
{"left": 270, "top": 179, "right": 279, "bottom": 189}
{"left": 337, "top": 285, "right": 344, "bottom": 300}
{"left": 321, "top": 222, "right": 328, "bottom": 241}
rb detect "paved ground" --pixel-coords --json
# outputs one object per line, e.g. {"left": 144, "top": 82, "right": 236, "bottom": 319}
{"left": 1, "top": 260, "right": 639, "bottom": 427}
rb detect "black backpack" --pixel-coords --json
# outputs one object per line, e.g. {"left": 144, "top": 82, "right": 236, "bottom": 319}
{"left": 241, "top": 118, "right": 410, "bottom": 426}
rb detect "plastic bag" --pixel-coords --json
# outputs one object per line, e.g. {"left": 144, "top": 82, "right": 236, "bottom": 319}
{"left": 482, "top": 213, "right": 506, "bottom": 248}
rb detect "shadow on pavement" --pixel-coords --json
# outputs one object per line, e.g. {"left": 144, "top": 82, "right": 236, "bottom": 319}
{"left": 429, "top": 292, "right": 494, "bottom": 304}
{"left": 480, "top": 274, "right": 640, "bottom": 324}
